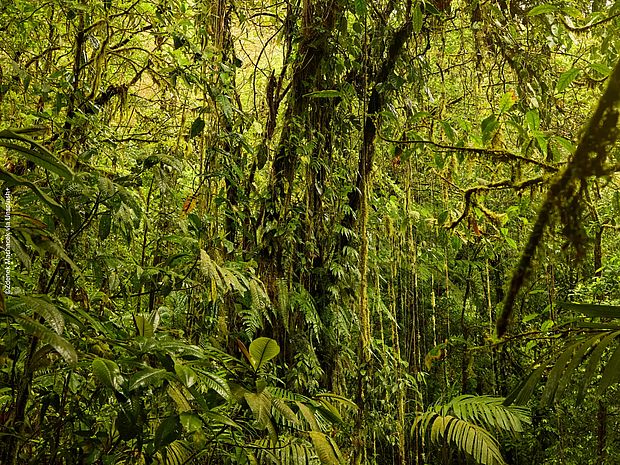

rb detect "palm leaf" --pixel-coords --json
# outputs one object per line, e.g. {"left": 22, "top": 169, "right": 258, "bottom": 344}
{"left": 440, "top": 395, "right": 530, "bottom": 434}
{"left": 308, "top": 431, "right": 341, "bottom": 465}
{"left": 416, "top": 395, "right": 529, "bottom": 465}
{"left": 507, "top": 301, "right": 620, "bottom": 405}
{"left": 0, "top": 168, "right": 71, "bottom": 226}
{"left": 578, "top": 330, "right": 620, "bottom": 402}
{"left": 7, "top": 295, "right": 64, "bottom": 334}
{"left": 415, "top": 412, "right": 506, "bottom": 465}
{"left": 16, "top": 315, "right": 77, "bottom": 367}
{"left": 0, "top": 128, "right": 73, "bottom": 178}
{"left": 559, "top": 301, "right": 620, "bottom": 318}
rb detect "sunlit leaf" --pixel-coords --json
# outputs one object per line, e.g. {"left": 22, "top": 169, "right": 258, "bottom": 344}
{"left": 556, "top": 68, "right": 580, "bottom": 92}
{"left": 92, "top": 357, "right": 123, "bottom": 391}
{"left": 528, "top": 4, "right": 558, "bottom": 15}
{"left": 248, "top": 337, "right": 280, "bottom": 371}
{"left": 128, "top": 367, "right": 168, "bottom": 391}
{"left": 304, "top": 90, "right": 341, "bottom": 98}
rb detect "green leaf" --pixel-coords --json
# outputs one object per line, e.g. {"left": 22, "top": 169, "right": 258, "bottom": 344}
{"left": 528, "top": 4, "right": 558, "bottom": 16}
{"left": 525, "top": 110, "right": 540, "bottom": 131}
{"left": 308, "top": 431, "right": 341, "bottom": 465}
{"left": 480, "top": 115, "right": 498, "bottom": 143}
{"left": 541, "top": 338, "right": 587, "bottom": 405}
{"left": 534, "top": 133, "right": 548, "bottom": 158}
{"left": 441, "top": 120, "right": 456, "bottom": 143}
{"left": 498, "top": 91, "right": 516, "bottom": 114}
{"left": 0, "top": 168, "right": 71, "bottom": 226}
{"left": 412, "top": 4, "right": 423, "bottom": 33}
{"left": 506, "top": 363, "right": 547, "bottom": 405}
{"left": 0, "top": 129, "right": 73, "bottom": 178}
{"left": 560, "top": 6, "right": 583, "bottom": 18}
{"left": 154, "top": 415, "right": 182, "bottom": 451}
{"left": 304, "top": 90, "right": 341, "bottom": 98}
{"left": 245, "top": 391, "right": 272, "bottom": 428}
{"left": 16, "top": 315, "right": 77, "bottom": 367}
{"left": 37, "top": 238, "right": 82, "bottom": 276}
{"left": 554, "top": 333, "right": 603, "bottom": 401}
{"left": 590, "top": 62, "right": 611, "bottom": 77}
{"left": 578, "top": 331, "right": 620, "bottom": 402}
{"left": 296, "top": 401, "right": 319, "bottom": 431}
{"left": 315, "top": 393, "right": 358, "bottom": 411}
{"left": 354, "top": 0, "right": 366, "bottom": 16}
{"left": 57, "top": 297, "right": 112, "bottom": 338}
{"left": 200, "top": 370, "right": 231, "bottom": 400}
{"left": 596, "top": 344, "right": 620, "bottom": 397}
{"left": 215, "top": 93, "right": 233, "bottom": 120}
{"left": 204, "top": 410, "right": 242, "bottom": 428}
{"left": 249, "top": 337, "right": 280, "bottom": 370}
{"left": 180, "top": 412, "right": 202, "bottom": 433}
{"left": 315, "top": 399, "right": 342, "bottom": 424}
{"left": 190, "top": 117, "right": 205, "bottom": 138}
{"left": 174, "top": 361, "right": 197, "bottom": 387}
{"left": 7, "top": 295, "right": 64, "bottom": 334}
{"left": 415, "top": 410, "right": 508, "bottom": 465}
{"left": 559, "top": 302, "right": 620, "bottom": 318}
{"left": 556, "top": 68, "right": 580, "bottom": 92}
{"left": 134, "top": 314, "right": 154, "bottom": 337}
{"left": 128, "top": 367, "right": 168, "bottom": 391}
{"left": 92, "top": 357, "right": 123, "bottom": 391}
{"left": 99, "top": 212, "right": 112, "bottom": 240}
{"left": 551, "top": 135, "right": 575, "bottom": 154}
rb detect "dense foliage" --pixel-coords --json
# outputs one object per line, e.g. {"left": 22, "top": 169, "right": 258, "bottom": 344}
{"left": 1, "top": 0, "right": 620, "bottom": 464}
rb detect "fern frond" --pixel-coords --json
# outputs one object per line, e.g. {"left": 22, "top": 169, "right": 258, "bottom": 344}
{"left": 239, "top": 304, "right": 265, "bottom": 338}
{"left": 290, "top": 285, "right": 320, "bottom": 337}
{"left": 155, "top": 439, "right": 192, "bottom": 465}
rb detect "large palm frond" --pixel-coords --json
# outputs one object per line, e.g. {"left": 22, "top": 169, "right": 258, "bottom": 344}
{"left": 507, "top": 302, "right": 620, "bottom": 406}
{"left": 414, "top": 395, "right": 530, "bottom": 465}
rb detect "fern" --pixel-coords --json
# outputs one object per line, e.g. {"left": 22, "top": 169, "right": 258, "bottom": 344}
{"left": 291, "top": 285, "right": 321, "bottom": 339}
{"left": 239, "top": 304, "right": 265, "bottom": 338}
{"left": 276, "top": 278, "right": 291, "bottom": 331}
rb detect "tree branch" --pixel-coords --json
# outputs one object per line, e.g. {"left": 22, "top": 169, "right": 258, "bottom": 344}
{"left": 378, "top": 132, "right": 560, "bottom": 172}
{"left": 497, "top": 55, "right": 620, "bottom": 337}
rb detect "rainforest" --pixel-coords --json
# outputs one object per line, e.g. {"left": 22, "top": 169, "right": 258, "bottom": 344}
{"left": 1, "top": 0, "right": 620, "bottom": 464}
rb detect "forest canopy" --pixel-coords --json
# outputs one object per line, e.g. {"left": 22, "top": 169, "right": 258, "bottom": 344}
{"left": 1, "top": 0, "right": 620, "bottom": 464}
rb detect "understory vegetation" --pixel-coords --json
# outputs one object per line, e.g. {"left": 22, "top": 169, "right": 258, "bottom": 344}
{"left": 2, "top": 0, "right": 620, "bottom": 464}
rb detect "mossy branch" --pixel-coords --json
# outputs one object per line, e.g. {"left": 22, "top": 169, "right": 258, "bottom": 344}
{"left": 496, "top": 56, "right": 620, "bottom": 337}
